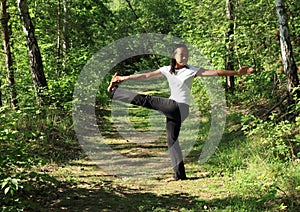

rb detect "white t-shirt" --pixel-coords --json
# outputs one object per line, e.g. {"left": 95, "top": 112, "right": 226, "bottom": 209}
{"left": 159, "top": 65, "right": 200, "bottom": 105}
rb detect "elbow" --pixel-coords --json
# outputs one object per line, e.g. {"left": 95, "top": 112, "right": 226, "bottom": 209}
{"left": 144, "top": 73, "right": 152, "bottom": 80}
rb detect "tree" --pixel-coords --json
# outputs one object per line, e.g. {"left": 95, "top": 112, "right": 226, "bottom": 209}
{"left": 225, "top": 0, "right": 235, "bottom": 92}
{"left": 1, "top": 0, "right": 18, "bottom": 108}
{"left": 275, "top": 0, "right": 299, "bottom": 105}
{"left": 57, "top": 0, "right": 62, "bottom": 74}
{"left": 62, "top": 0, "right": 69, "bottom": 71}
{"left": 56, "top": 0, "right": 69, "bottom": 75}
{"left": 0, "top": 70, "right": 2, "bottom": 107}
{"left": 0, "top": 81, "right": 2, "bottom": 107}
{"left": 17, "top": 0, "right": 48, "bottom": 105}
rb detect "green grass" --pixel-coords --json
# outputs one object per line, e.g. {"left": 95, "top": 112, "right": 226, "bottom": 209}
{"left": 1, "top": 94, "right": 299, "bottom": 211}
{"left": 25, "top": 107, "right": 299, "bottom": 211}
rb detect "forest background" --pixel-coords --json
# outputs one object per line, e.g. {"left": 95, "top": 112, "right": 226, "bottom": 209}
{"left": 0, "top": 0, "right": 299, "bottom": 211}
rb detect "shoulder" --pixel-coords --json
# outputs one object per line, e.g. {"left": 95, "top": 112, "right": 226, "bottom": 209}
{"left": 187, "top": 65, "right": 202, "bottom": 71}
{"left": 159, "top": 65, "right": 171, "bottom": 75}
{"left": 186, "top": 65, "right": 202, "bottom": 76}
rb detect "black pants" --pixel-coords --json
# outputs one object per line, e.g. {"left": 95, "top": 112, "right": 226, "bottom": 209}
{"left": 111, "top": 87, "right": 189, "bottom": 180}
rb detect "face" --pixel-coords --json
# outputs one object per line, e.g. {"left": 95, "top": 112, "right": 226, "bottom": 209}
{"left": 173, "top": 47, "right": 189, "bottom": 68}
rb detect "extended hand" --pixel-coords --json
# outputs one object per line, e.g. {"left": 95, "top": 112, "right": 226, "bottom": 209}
{"left": 238, "top": 66, "right": 255, "bottom": 75}
{"left": 111, "top": 72, "right": 125, "bottom": 83}
{"left": 107, "top": 72, "right": 124, "bottom": 92}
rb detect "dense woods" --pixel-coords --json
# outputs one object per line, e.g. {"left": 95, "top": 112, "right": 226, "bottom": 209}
{"left": 0, "top": 0, "right": 299, "bottom": 211}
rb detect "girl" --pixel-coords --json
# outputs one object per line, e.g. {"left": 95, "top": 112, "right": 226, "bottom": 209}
{"left": 107, "top": 44, "right": 254, "bottom": 182}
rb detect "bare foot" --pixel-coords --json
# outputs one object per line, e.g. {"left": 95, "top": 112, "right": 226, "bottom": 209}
{"left": 107, "top": 72, "right": 119, "bottom": 93}
{"left": 165, "top": 177, "right": 178, "bottom": 183}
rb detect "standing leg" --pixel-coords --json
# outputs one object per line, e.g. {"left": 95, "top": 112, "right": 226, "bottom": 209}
{"left": 166, "top": 117, "right": 187, "bottom": 181}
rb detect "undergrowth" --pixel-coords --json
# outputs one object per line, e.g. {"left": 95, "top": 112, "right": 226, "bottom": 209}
{"left": 1, "top": 87, "right": 300, "bottom": 211}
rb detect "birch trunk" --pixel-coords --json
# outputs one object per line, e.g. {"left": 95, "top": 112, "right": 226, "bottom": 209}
{"left": 275, "top": 0, "right": 299, "bottom": 104}
{"left": 17, "top": 0, "right": 48, "bottom": 105}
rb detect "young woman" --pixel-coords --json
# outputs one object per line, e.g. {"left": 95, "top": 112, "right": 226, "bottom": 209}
{"left": 107, "top": 44, "right": 254, "bottom": 182}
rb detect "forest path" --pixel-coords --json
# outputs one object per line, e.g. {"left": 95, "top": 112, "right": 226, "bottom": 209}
{"left": 42, "top": 103, "right": 237, "bottom": 211}
{"left": 45, "top": 159, "right": 234, "bottom": 211}
{"left": 39, "top": 103, "right": 259, "bottom": 212}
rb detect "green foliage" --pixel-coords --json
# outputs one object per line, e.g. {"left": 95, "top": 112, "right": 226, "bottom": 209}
{"left": 228, "top": 158, "right": 299, "bottom": 211}
{"left": 0, "top": 106, "right": 80, "bottom": 211}
{"left": 1, "top": 0, "right": 300, "bottom": 210}
{"left": 0, "top": 109, "right": 55, "bottom": 211}
{"left": 236, "top": 108, "right": 300, "bottom": 210}
{"left": 241, "top": 113, "right": 299, "bottom": 161}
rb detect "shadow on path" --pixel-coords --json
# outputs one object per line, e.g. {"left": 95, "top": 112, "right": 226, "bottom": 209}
{"left": 31, "top": 178, "right": 277, "bottom": 212}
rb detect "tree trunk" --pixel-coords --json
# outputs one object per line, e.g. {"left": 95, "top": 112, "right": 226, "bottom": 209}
{"left": 57, "top": 0, "right": 62, "bottom": 75}
{"left": 225, "top": 0, "right": 235, "bottom": 93}
{"left": 17, "top": 0, "right": 48, "bottom": 105}
{"left": 0, "top": 76, "right": 2, "bottom": 107}
{"left": 275, "top": 0, "right": 300, "bottom": 105}
{"left": 1, "top": 0, "right": 18, "bottom": 109}
{"left": 57, "top": 0, "right": 69, "bottom": 74}
{"left": 62, "top": 0, "right": 68, "bottom": 71}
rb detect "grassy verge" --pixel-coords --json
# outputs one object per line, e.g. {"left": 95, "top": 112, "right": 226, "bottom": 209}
{"left": 1, "top": 93, "right": 299, "bottom": 211}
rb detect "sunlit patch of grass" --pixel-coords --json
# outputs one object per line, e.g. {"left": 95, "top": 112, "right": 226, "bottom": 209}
{"left": 5, "top": 92, "right": 297, "bottom": 211}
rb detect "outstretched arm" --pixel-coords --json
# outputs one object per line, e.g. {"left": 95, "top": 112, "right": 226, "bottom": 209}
{"left": 107, "top": 70, "right": 163, "bottom": 92}
{"left": 114, "top": 69, "right": 163, "bottom": 82}
{"left": 196, "top": 66, "right": 254, "bottom": 77}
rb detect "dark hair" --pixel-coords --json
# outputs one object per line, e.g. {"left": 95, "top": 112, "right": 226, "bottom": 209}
{"left": 169, "top": 44, "right": 188, "bottom": 75}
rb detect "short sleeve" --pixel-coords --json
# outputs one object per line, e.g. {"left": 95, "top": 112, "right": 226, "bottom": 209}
{"left": 159, "top": 66, "right": 171, "bottom": 76}
{"left": 188, "top": 65, "right": 201, "bottom": 77}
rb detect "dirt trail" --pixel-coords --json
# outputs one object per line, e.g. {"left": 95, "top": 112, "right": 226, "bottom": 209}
{"left": 44, "top": 159, "right": 231, "bottom": 212}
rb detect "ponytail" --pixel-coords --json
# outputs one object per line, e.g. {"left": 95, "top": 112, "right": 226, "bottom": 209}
{"left": 170, "top": 58, "right": 177, "bottom": 75}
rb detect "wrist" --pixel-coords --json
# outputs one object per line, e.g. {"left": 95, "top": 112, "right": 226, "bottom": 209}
{"left": 120, "top": 76, "right": 127, "bottom": 81}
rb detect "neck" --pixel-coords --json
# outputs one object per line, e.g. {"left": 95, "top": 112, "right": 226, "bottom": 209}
{"left": 175, "top": 64, "right": 188, "bottom": 69}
